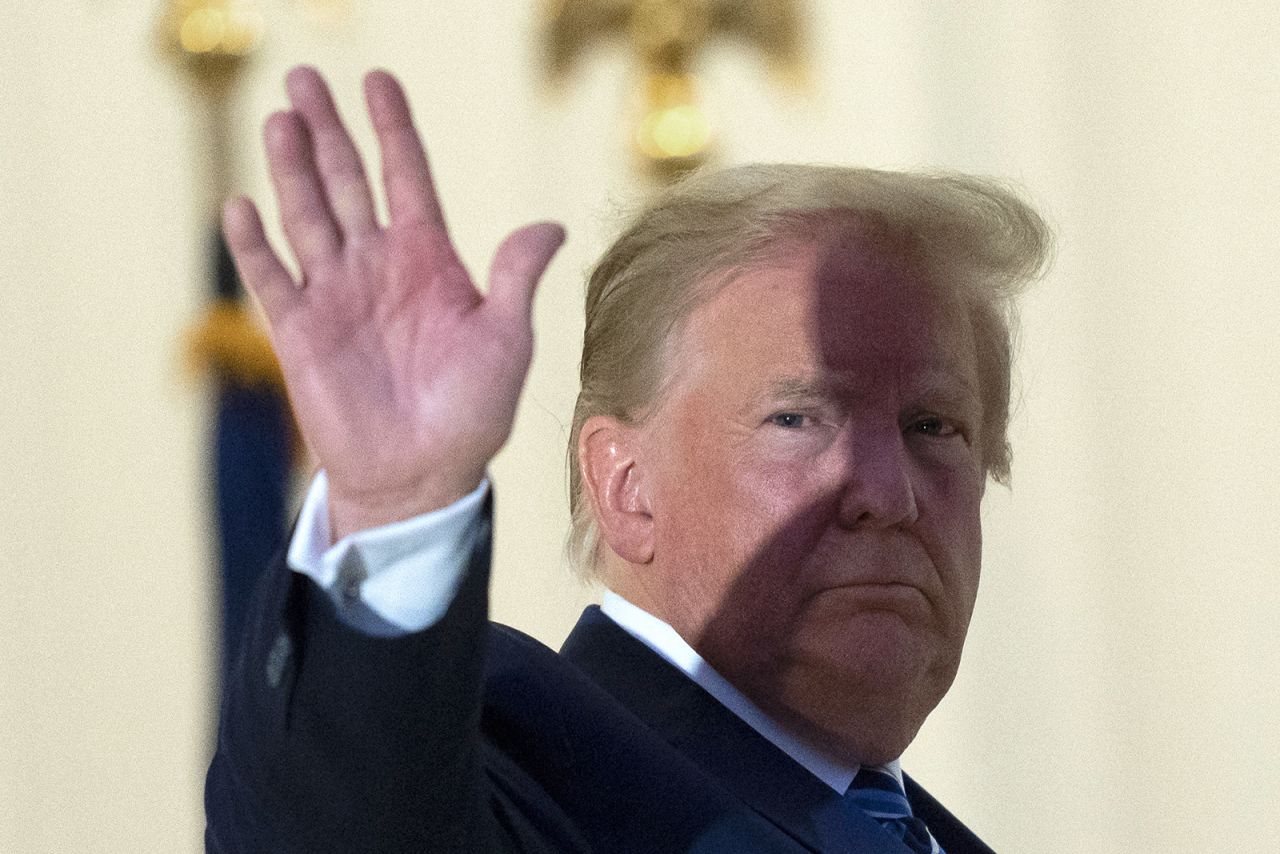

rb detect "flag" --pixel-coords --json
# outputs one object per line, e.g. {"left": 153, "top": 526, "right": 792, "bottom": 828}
{"left": 186, "top": 226, "right": 295, "bottom": 684}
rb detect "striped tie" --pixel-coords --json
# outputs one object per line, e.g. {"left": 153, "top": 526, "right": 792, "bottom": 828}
{"left": 844, "top": 765, "right": 943, "bottom": 854}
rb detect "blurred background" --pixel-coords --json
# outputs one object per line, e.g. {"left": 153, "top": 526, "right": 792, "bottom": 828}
{"left": 2, "top": 0, "right": 1277, "bottom": 851}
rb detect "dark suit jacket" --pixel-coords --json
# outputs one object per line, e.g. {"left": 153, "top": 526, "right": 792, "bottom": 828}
{"left": 205, "top": 505, "right": 995, "bottom": 853}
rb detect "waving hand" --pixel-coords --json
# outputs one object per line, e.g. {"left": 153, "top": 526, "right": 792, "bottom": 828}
{"left": 223, "top": 67, "right": 564, "bottom": 541}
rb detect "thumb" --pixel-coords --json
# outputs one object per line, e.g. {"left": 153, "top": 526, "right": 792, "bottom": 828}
{"left": 487, "top": 221, "right": 567, "bottom": 320}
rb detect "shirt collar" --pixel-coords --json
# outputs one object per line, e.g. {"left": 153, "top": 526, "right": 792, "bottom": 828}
{"left": 600, "top": 590, "right": 903, "bottom": 794}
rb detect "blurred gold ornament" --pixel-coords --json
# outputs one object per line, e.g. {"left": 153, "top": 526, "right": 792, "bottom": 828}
{"left": 184, "top": 300, "right": 286, "bottom": 390}
{"left": 542, "top": 0, "right": 808, "bottom": 178}
{"left": 635, "top": 73, "right": 711, "bottom": 164}
{"left": 158, "top": 0, "right": 263, "bottom": 93}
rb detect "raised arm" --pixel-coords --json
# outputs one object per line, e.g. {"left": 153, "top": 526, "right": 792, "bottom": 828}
{"left": 207, "top": 67, "right": 565, "bottom": 853}
{"left": 223, "top": 66, "right": 564, "bottom": 540}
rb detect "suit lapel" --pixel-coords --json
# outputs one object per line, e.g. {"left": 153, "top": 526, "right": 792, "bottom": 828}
{"left": 904, "top": 775, "right": 996, "bottom": 854}
{"left": 560, "top": 606, "right": 914, "bottom": 854}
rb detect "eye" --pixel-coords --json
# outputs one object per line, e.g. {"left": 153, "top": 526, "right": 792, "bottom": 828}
{"left": 911, "top": 416, "right": 962, "bottom": 439}
{"left": 768, "top": 412, "right": 809, "bottom": 429}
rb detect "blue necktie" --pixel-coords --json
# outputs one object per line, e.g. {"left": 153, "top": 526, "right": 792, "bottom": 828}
{"left": 844, "top": 765, "right": 942, "bottom": 854}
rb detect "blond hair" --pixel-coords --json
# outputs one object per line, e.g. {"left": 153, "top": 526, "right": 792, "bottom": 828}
{"left": 567, "top": 163, "right": 1052, "bottom": 577}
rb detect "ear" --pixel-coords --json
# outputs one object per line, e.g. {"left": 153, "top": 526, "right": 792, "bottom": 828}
{"left": 578, "top": 415, "right": 654, "bottom": 565}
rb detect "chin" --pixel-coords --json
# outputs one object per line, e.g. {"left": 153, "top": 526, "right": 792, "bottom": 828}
{"left": 767, "top": 640, "right": 959, "bottom": 765}
{"left": 804, "top": 610, "right": 936, "bottom": 688}
{"left": 836, "top": 728, "right": 923, "bottom": 768}
{"left": 789, "top": 682, "right": 938, "bottom": 766}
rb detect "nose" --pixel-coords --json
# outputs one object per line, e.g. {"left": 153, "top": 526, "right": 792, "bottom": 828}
{"left": 833, "top": 427, "right": 919, "bottom": 530}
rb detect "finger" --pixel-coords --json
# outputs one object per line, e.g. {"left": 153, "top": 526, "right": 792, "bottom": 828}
{"left": 487, "top": 222, "right": 567, "bottom": 321}
{"left": 222, "top": 196, "right": 299, "bottom": 324}
{"left": 264, "top": 110, "right": 343, "bottom": 272}
{"left": 363, "top": 70, "right": 447, "bottom": 229}
{"left": 285, "top": 66, "right": 379, "bottom": 239}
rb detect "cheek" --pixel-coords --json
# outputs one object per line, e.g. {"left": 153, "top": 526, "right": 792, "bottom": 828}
{"left": 921, "top": 466, "right": 985, "bottom": 613}
{"left": 655, "top": 437, "right": 834, "bottom": 609}
{"left": 659, "top": 410, "right": 805, "bottom": 540}
{"left": 936, "top": 494, "right": 983, "bottom": 622}
{"left": 704, "top": 455, "right": 838, "bottom": 576}
{"left": 916, "top": 442, "right": 984, "bottom": 517}
{"left": 950, "top": 509, "right": 983, "bottom": 619}
{"left": 650, "top": 424, "right": 742, "bottom": 580}
{"left": 950, "top": 467, "right": 985, "bottom": 568}
{"left": 663, "top": 460, "right": 800, "bottom": 574}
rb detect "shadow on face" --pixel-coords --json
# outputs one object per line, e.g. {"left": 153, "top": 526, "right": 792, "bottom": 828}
{"left": 634, "top": 229, "right": 988, "bottom": 765}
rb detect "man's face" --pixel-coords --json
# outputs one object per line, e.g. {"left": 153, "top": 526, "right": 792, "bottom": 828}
{"left": 635, "top": 237, "right": 986, "bottom": 765}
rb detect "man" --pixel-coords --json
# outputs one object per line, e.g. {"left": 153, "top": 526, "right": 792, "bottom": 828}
{"left": 206, "top": 65, "right": 1049, "bottom": 853}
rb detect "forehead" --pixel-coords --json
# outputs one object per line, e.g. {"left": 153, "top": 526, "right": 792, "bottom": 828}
{"left": 677, "top": 240, "right": 977, "bottom": 386}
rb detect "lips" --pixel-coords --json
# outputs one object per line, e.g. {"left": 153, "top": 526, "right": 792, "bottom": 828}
{"left": 822, "top": 581, "right": 929, "bottom": 602}
{"left": 807, "top": 534, "right": 938, "bottom": 598}
{"left": 803, "top": 557, "right": 939, "bottom": 619}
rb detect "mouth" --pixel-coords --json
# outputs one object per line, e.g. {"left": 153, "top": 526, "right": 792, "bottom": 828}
{"left": 817, "top": 582, "right": 930, "bottom": 617}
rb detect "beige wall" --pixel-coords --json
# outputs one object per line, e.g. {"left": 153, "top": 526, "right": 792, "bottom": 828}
{"left": 2, "top": 1, "right": 1277, "bottom": 851}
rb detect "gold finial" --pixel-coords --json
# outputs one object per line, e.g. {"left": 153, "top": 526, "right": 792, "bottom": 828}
{"left": 158, "top": 0, "right": 264, "bottom": 94}
{"left": 543, "top": 0, "right": 808, "bottom": 179}
{"left": 633, "top": 73, "right": 711, "bottom": 177}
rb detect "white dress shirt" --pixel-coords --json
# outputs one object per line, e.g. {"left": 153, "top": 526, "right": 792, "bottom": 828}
{"left": 288, "top": 471, "right": 904, "bottom": 794}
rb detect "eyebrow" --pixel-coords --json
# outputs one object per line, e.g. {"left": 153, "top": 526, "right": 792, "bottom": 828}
{"left": 913, "top": 368, "right": 981, "bottom": 403}
{"left": 763, "top": 376, "right": 836, "bottom": 401}
{"left": 745, "top": 370, "right": 981, "bottom": 414}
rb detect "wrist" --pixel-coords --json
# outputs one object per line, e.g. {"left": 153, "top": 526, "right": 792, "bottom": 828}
{"left": 326, "top": 470, "right": 486, "bottom": 543}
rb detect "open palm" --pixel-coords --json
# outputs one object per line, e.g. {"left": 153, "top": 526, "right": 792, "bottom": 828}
{"left": 223, "top": 67, "right": 564, "bottom": 540}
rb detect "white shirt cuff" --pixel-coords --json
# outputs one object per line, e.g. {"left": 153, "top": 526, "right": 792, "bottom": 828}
{"left": 287, "top": 470, "right": 490, "bottom": 636}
